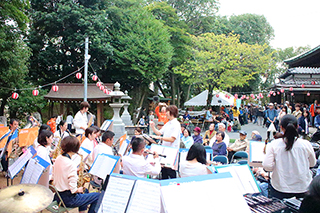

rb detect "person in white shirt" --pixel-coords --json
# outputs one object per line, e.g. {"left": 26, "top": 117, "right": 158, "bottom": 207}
{"left": 150, "top": 105, "right": 181, "bottom": 179}
{"left": 209, "top": 123, "right": 230, "bottom": 147}
{"left": 80, "top": 127, "right": 99, "bottom": 167}
{"left": 36, "top": 130, "right": 53, "bottom": 187}
{"left": 53, "top": 120, "right": 70, "bottom": 147}
{"left": 179, "top": 143, "right": 211, "bottom": 178}
{"left": 92, "top": 130, "right": 114, "bottom": 160}
{"left": 73, "top": 101, "right": 90, "bottom": 136}
{"left": 53, "top": 136, "right": 99, "bottom": 213}
{"left": 66, "top": 112, "right": 73, "bottom": 132}
{"left": 122, "top": 136, "right": 161, "bottom": 178}
{"left": 263, "top": 114, "right": 316, "bottom": 199}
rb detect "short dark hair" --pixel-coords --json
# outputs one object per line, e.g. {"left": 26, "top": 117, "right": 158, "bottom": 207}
{"left": 38, "top": 130, "right": 53, "bottom": 146}
{"left": 38, "top": 124, "right": 51, "bottom": 136}
{"left": 166, "top": 105, "right": 178, "bottom": 118}
{"left": 85, "top": 127, "right": 98, "bottom": 138}
{"left": 131, "top": 137, "right": 146, "bottom": 152}
{"left": 186, "top": 143, "right": 207, "bottom": 164}
{"left": 61, "top": 136, "right": 80, "bottom": 153}
{"left": 9, "top": 118, "right": 19, "bottom": 125}
{"left": 51, "top": 114, "right": 58, "bottom": 119}
{"left": 58, "top": 120, "right": 66, "bottom": 130}
{"left": 308, "top": 175, "right": 320, "bottom": 198}
{"left": 216, "top": 131, "right": 225, "bottom": 140}
{"left": 102, "top": 130, "right": 115, "bottom": 142}
{"left": 80, "top": 101, "right": 90, "bottom": 110}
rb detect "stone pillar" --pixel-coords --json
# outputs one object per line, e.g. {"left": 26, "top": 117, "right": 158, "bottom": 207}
{"left": 121, "top": 90, "right": 133, "bottom": 126}
{"left": 109, "top": 82, "right": 126, "bottom": 142}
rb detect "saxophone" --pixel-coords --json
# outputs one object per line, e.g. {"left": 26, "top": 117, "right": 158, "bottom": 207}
{"left": 77, "top": 153, "right": 85, "bottom": 188}
{"left": 52, "top": 136, "right": 62, "bottom": 159}
{"left": 77, "top": 153, "right": 91, "bottom": 188}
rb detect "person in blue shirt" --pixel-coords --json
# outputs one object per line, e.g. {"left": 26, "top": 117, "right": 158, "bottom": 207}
{"left": 192, "top": 127, "right": 203, "bottom": 144}
{"left": 265, "top": 103, "right": 278, "bottom": 139}
{"left": 206, "top": 108, "right": 213, "bottom": 121}
{"left": 183, "top": 111, "right": 191, "bottom": 121}
{"left": 181, "top": 129, "right": 194, "bottom": 149}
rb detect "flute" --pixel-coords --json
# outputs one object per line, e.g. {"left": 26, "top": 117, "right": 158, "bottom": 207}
{"left": 144, "top": 151, "right": 167, "bottom": 158}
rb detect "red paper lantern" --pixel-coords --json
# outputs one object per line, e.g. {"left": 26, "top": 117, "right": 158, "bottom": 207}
{"left": 246, "top": 97, "right": 249, "bottom": 100}
{"left": 267, "top": 94, "right": 271, "bottom": 98}
{"left": 257, "top": 96, "right": 260, "bottom": 99}
{"left": 12, "top": 92, "right": 19, "bottom": 99}
{"left": 261, "top": 95, "right": 264, "bottom": 98}
{"left": 280, "top": 89, "right": 284, "bottom": 93}
{"left": 99, "top": 85, "right": 104, "bottom": 91}
{"left": 52, "top": 85, "right": 59, "bottom": 92}
{"left": 92, "top": 75, "right": 98, "bottom": 81}
{"left": 227, "top": 95, "right": 230, "bottom": 99}
{"left": 291, "top": 93, "right": 294, "bottom": 96}
{"left": 269, "top": 91, "right": 273, "bottom": 95}
{"left": 301, "top": 84, "right": 305, "bottom": 88}
{"left": 307, "top": 92, "right": 310, "bottom": 96}
{"left": 234, "top": 94, "right": 238, "bottom": 99}
{"left": 273, "top": 92, "right": 276, "bottom": 96}
{"left": 243, "top": 95, "right": 246, "bottom": 98}
{"left": 216, "top": 94, "right": 219, "bottom": 98}
{"left": 259, "top": 93, "right": 263, "bottom": 97}
{"left": 32, "top": 89, "right": 39, "bottom": 96}
{"left": 250, "top": 94, "right": 254, "bottom": 98}
{"left": 76, "top": 72, "right": 82, "bottom": 79}
{"left": 96, "top": 82, "right": 102, "bottom": 87}
{"left": 277, "top": 91, "right": 280, "bottom": 95}
{"left": 289, "top": 87, "right": 293, "bottom": 91}
{"left": 312, "top": 81, "right": 316, "bottom": 85}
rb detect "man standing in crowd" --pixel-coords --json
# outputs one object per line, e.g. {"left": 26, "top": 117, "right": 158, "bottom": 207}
{"left": 310, "top": 100, "right": 319, "bottom": 127}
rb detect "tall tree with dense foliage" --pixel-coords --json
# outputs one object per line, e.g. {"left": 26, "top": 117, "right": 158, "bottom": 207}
{"left": 174, "top": 33, "right": 274, "bottom": 106}
{"left": 28, "top": 0, "right": 113, "bottom": 85}
{"left": 0, "top": 0, "right": 31, "bottom": 115}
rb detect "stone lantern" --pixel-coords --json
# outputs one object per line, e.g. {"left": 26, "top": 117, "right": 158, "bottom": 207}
{"left": 121, "top": 90, "right": 133, "bottom": 126}
{"left": 109, "top": 82, "right": 126, "bottom": 142}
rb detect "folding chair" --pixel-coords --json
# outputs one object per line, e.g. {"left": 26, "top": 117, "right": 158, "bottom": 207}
{"left": 230, "top": 151, "right": 248, "bottom": 164}
{"left": 46, "top": 185, "right": 75, "bottom": 213}
{"left": 237, "top": 160, "right": 248, "bottom": 165}
{"left": 213, "top": 155, "right": 228, "bottom": 164}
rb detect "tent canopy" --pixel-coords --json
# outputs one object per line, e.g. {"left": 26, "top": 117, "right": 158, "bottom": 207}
{"left": 184, "top": 90, "right": 234, "bottom": 106}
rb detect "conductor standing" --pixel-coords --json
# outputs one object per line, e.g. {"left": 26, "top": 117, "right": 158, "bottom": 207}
{"left": 150, "top": 105, "right": 181, "bottom": 179}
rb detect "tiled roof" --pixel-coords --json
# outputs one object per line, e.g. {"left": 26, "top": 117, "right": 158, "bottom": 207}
{"left": 284, "top": 45, "right": 320, "bottom": 65}
{"left": 279, "top": 67, "right": 320, "bottom": 79}
{"left": 280, "top": 78, "right": 320, "bottom": 85}
{"left": 44, "top": 83, "right": 114, "bottom": 102}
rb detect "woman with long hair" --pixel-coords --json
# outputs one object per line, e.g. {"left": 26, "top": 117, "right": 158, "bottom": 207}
{"left": 263, "top": 114, "right": 316, "bottom": 199}
{"left": 179, "top": 143, "right": 211, "bottom": 177}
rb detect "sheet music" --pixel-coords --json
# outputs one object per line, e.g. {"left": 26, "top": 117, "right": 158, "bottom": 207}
{"left": 89, "top": 154, "right": 119, "bottom": 180}
{"left": 21, "top": 158, "right": 45, "bottom": 184}
{"left": 72, "top": 147, "right": 91, "bottom": 167}
{"left": 250, "top": 141, "right": 266, "bottom": 163}
{"left": 101, "top": 120, "right": 113, "bottom": 131}
{"left": 126, "top": 180, "right": 161, "bottom": 213}
{"left": 119, "top": 139, "right": 129, "bottom": 156}
{"left": 160, "top": 174, "right": 250, "bottom": 213}
{"left": 147, "top": 145, "right": 178, "bottom": 168}
{"left": 100, "top": 176, "right": 135, "bottom": 213}
{"left": 8, "top": 147, "right": 35, "bottom": 178}
{"left": 179, "top": 150, "right": 188, "bottom": 165}
{"left": 215, "top": 165, "right": 260, "bottom": 194}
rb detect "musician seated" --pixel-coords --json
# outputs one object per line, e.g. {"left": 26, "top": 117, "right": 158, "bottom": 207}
{"left": 227, "top": 131, "right": 249, "bottom": 163}
{"left": 92, "top": 130, "right": 115, "bottom": 160}
{"left": 53, "top": 136, "right": 100, "bottom": 213}
{"left": 53, "top": 120, "right": 70, "bottom": 147}
{"left": 80, "top": 127, "right": 99, "bottom": 167}
{"left": 179, "top": 143, "right": 212, "bottom": 178}
{"left": 122, "top": 137, "right": 161, "bottom": 178}
{"left": 37, "top": 130, "right": 53, "bottom": 187}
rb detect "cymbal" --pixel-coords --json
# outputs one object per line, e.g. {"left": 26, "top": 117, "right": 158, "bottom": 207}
{"left": 0, "top": 184, "right": 54, "bottom": 213}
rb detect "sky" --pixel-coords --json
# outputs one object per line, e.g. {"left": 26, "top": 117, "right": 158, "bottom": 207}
{"left": 217, "top": 0, "right": 320, "bottom": 50}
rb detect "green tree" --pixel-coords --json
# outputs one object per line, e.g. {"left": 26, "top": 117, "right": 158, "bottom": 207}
{"left": 0, "top": 0, "right": 31, "bottom": 116}
{"left": 28, "top": 0, "right": 113, "bottom": 85}
{"left": 146, "top": 2, "right": 192, "bottom": 106}
{"left": 174, "top": 33, "right": 274, "bottom": 106}
{"left": 228, "top": 14, "right": 274, "bottom": 45}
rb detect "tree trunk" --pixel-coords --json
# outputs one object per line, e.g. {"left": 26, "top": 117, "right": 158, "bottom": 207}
{"left": 171, "top": 72, "right": 176, "bottom": 105}
{"left": 186, "top": 84, "right": 192, "bottom": 103}
{"left": 177, "top": 86, "right": 180, "bottom": 108}
{"left": 207, "top": 85, "right": 213, "bottom": 108}
{"left": 0, "top": 97, "right": 8, "bottom": 116}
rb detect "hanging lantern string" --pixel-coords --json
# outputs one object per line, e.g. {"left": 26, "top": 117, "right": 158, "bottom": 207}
{"left": 0, "top": 65, "right": 85, "bottom": 91}
{"left": 88, "top": 62, "right": 110, "bottom": 90}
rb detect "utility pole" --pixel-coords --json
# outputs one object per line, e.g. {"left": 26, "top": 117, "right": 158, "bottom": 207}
{"left": 84, "top": 37, "right": 89, "bottom": 101}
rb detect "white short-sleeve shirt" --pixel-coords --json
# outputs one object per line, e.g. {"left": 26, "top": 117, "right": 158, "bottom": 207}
{"left": 159, "top": 118, "right": 181, "bottom": 148}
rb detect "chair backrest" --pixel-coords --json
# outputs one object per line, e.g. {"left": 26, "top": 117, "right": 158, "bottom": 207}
{"left": 48, "top": 185, "right": 69, "bottom": 212}
{"left": 213, "top": 155, "right": 228, "bottom": 164}
{"left": 204, "top": 146, "right": 212, "bottom": 150}
{"left": 237, "top": 160, "right": 248, "bottom": 165}
{"left": 233, "top": 151, "right": 248, "bottom": 159}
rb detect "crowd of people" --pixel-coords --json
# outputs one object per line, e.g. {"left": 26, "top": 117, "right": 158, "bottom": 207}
{"left": 1, "top": 100, "right": 320, "bottom": 212}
